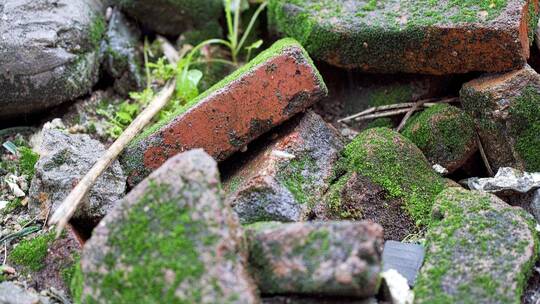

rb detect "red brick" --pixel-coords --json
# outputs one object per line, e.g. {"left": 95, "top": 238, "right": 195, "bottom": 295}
{"left": 122, "top": 39, "right": 327, "bottom": 186}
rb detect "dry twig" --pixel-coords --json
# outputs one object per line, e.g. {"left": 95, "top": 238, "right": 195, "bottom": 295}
{"left": 476, "top": 134, "right": 495, "bottom": 177}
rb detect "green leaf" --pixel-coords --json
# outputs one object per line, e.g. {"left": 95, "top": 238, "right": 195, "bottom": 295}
{"left": 245, "top": 39, "right": 263, "bottom": 51}
{"left": 176, "top": 69, "right": 203, "bottom": 102}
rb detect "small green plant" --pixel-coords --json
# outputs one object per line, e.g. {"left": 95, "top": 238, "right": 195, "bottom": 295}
{"left": 9, "top": 231, "right": 55, "bottom": 272}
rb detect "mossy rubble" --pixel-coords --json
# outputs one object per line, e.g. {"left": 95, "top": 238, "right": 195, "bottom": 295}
{"left": 78, "top": 150, "right": 258, "bottom": 304}
{"left": 268, "top": 0, "right": 537, "bottom": 74}
{"left": 322, "top": 127, "right": 446, "bottom": 226}
{"left": 245, "top": 220, "right": 383, "bottom": 297}
{"left": 415, "top": 187, "right": 538, "bottom": 304}
{"left": 402, "top": 103, "right": 477, "bottom": 173}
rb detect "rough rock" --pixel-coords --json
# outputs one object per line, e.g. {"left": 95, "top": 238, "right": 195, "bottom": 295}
{"left": 225, "top": 111, "right": 344, "bottom": 224}
{"left": 0, "top": 0, "right": 105, "bottom": 119}
{"left": 29, "top": 129, "right": 126, "bottom": 224}
{"left": 461, "top": 65, "right": 540, "bottom": 172}
{"left": 268, "top": 0, "right": 539, "bottom": 74}
{"left": 316, "top": 128, "right": 446, "bottom": 239}
{"left": 112, "top": 0, "right": 222, "bottom": 38}
{"left": 103, "top": 8, "right": 144, "bottom": 95}
{"left": 80, "top": 150, "right": 259, "bottom": 303}
{"left": 245, "top": 221, "right": 383, "bottom": 297}
{"left": 0, "top": 282, "right": 50, "bottom": 304}
{"left": 415, "top": 187, "right": 538, "bottom": 303}
{"left": 381, "top": 241, "right": 424, "bottom": 287}
{"left": 122, "top": 38, "right": 328, "bottom": 186}
{"left": 8, "top": 226, "right": 82, "bottom": 296}
{"left": 402, "top": 104, "right": 478, "bottom": 173}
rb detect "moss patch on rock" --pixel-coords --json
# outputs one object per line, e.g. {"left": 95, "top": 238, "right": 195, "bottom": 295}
{"left": 402, "top": 104, "right": 477, "bottom": 172}
{"left": 508, "top": 85, "right": 540, "bottom": 171}
{"left": 332, "top": 128, "right": 446, "bottom": 225}
{"left": 9, "top": 231, "right": 55, "bottom": 272}
{"left": 415, "top": 187, "right": 538, "bottom": 303}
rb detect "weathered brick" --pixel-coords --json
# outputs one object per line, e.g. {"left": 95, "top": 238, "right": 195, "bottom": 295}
{"left": 122, "top": 38, "right": 328, "bottom": 186}
{"left": 245, "top": 221, "right": 383, "bottom": 297}
{"left": 224, "top": 111, "right": 344, "bottom": 224}
{"left": 268, "top": 0, "right": 539, "bottom": 74}
{"left": 461, "top": 65, "right": 540, "bottom": 172}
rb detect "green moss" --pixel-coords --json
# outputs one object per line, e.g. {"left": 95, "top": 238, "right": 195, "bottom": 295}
{"left": 2, "top": 198, "right": 22, "bottom": 215}
{"left": 277, "top": 156, "right": 318, "bottom": 206}
{"left": 509, "top": 85, "right": 540, "bottom": 171}
{"left": 61, "top": 255, "right": 81, "bottom": 294}
{"left": 18, "top": 146, "right": 39, "bottom": 177}
{"left": 366, "top": 117, "right": 394, "bottom": 129}
{"left": 70, "top": 262, "right": 84, "bottom": 304}
{"left": 339, "top": 128, "right": 445, "bottom": 225}
{"left": 130, "top": 38, "right": 326, "bottom": 145}
{"left": 402, "top": 104, "right": 476, "bottom": 165}
{"left": 9, "top": 231, "right": 55, "bottom": 272}
{"left": 414, "top": 188, "right": 539, "bottom": 303}
{"left": 83, "top": 181, "right": 226, "bottom": 303}
{"left": 89, "top": 15, "right": 106, "bottom": 49}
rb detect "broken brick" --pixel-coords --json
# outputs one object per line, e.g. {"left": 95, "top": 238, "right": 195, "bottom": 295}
{"left": 122, "top": 38, "right": 328, "bottom": 186}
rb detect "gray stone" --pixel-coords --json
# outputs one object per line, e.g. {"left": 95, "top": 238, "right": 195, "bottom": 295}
{"left": 225, "top": 111, "right": 344, "bottom": 224}
{"left": 245, "top": 221, "right": 383, "bottom": 297}
{"left": 381, "top": 240, "right": 425, "bottom": 287}
{"left": 80, "top": 149, "right": 259, "bottom": 303}
{"left": 112, "top": 0, "right": 222, "bottom": 37}
{"left": 262, "top": 296, "right": 377, "bottom": 304}
{"left": 0, "top": 282, "right": 49, "bottom": 304}
{"left": 29, "top": 128, "right": 126, "bottom": 224}
{"left": 0, "top": 0, "right": 105, "bottom": 119}
{"left": 415, "top": 187, "right": 538, "bottom": 303}
{"left": 103, "top": 8, "right": 144, "bottom": 95}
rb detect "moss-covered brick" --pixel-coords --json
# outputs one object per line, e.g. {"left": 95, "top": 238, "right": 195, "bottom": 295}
{"left": 402, "top": 104, "right": 478, "bottom": 173}
{"left": 322, "top": 128, "right": 446, "bottom": 227}
{"left": 461, "top": 65, "right": 540, "bottom": 172}
{"left": 121, "top": 38, "right": 327, "bottom": 187}
{"left": 268, "top": 0, "right": 538, "bottom": 74}
{"left": 80, "top": 150, "right": 259, "bottom": 303}
{"left": 415, "top": 187, "right": 538, "bottom": 304}
{"left": 245, "top": 221, "right": 383, "bottom": 297}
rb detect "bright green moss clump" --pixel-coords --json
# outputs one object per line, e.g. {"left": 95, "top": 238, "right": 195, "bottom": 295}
{"left": 402, "top": 104, "right": 476, "bottom": 170}
{"left": 277, "top": 156, "right": 318, "bottom": 206}
{"left": 338, "top": 128, "right": 445, "bottom": 225}
{"left": 9, "top": 231, "right": 55, "bottom": 272}
{"left": 509, "top": 85, "right": 540, "bottom": 171}
{"left": 18, "top": 146, "right": 39, "bottom": 177}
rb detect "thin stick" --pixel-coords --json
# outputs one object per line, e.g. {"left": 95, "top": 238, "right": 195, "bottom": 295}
{"left": 352, "top": 108, "right": 413, "bottom": 121}
{"left": 48, "top": 41, "right": 180, "bottom": 236}
{"left": 477, "top": 134, "right": 494, "bottom": 176}
{"left": 396, "top": 98, "right": 429, "bottom": 132}
{"left": 339, "top": 97, "right": 458, "bottom": 123}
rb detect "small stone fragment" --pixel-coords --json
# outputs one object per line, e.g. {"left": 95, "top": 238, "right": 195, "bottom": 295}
{"left": 415, "top": 187, "right": 538, "bottom": 303}
{"left": 402, "top": 104, "right": 478, "bottom": 173}
{"left": 112, "top": 0, "right": 222, "bottom": 38}
{"left": 316, "top": 128, "right": 446, "bottom": 238}
{"left": 0, "top": 282, "right": 50, "bottom": 304}
{"left": 381, "top": 240, "right": 425, "bottom": 287}
{"left": 0, "top": 0, "right": 105, "bottom": 119}
{"left": 80, "top": 150, "right": 259, "bottom": 303}
{"left": 245, "top": 221, "right": 383, "bottom": 298}
{"left": 225, "top": 111, "right": 344, "bottom": 224}
{"left": 461, "top": 65, "right": 540, "bottom": 172}
{"left": 268, "top": 0, "right": 539, "bottom": 74}
{"left": 103, "top": 8, "right": 144, "bottom": 95}
{"left": 28, "top": 129, "right": 126, "bottom": 224}
{"left": 122, "top": 38, "right": 328, "bottom": 186}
